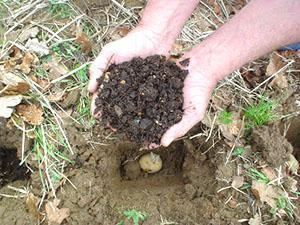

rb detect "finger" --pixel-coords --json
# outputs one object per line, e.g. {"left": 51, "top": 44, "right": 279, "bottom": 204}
{"left": 91, "top": 93, "right": 101, "bottom": 118}
{"left": 88, "top": 47, "right": 113, "bottom": 93}
{"left": 160, "top": 113, "right": 201, "bottom": 147}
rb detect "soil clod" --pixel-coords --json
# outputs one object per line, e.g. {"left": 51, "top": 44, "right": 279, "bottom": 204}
{"left": 95, "top": 55, "right": 188, "bottom": 144}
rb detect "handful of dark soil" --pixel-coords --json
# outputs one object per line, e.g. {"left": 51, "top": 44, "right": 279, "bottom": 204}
{"left": 95, "top": 55, "right": 188, "bottom": 144}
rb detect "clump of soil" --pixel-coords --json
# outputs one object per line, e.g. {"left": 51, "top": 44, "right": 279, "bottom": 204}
{"left": 0, "top": 148, "right": 30, "bottom": 187}
{"left": 252, "top": 124, "right": 293, "bottom": 167}
{"left": 95, "top": 55, "right": 187, "bottom": 144}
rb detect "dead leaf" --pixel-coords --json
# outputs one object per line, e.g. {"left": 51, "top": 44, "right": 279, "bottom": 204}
{"left": 0, "top": 67, "right": 30, "bottom": 95}
{"left": 19, "top": 27, "right": 39, "bottom": 43}
{"left": 25, "top": 38, "right": 49, "bottom": 56}
{"left": 26, "top": 193, "right": 41, "bottom": 219}
{"left": 45, "top": 199, "right": 70, "bottom": 225}
{"left": 287, "top": 154, "right": 299, "bottom": 174}
{"left": 0, "top": 95, "right": 22, "bottom": 118}
{"left": 47, "top": 91, "right": 65, "bottom": 102}
{"left": 219, "top": 112, "right": 243, "bottom": 141}
{"left": 43, "top": 56, "right": 68, "bottom": 80}
{"left": 266, "top": 53, "right": 284, "bottom": 76}
{"left": 249, "top": 213, "right": 261, "bottom": 225}
{"left": 118, "top": 27, "right": 130, "bottom": 37}
{"left": 16, "top": 52, "right": 39, "bottom": 74}
{"left": 17, "top": 104, "right": 44, "bottom": 125}
{"left": 9, "top": 46, "right": 23, "bottom": 59}
{"left": 73, "top": 25, "right": 92, "bottom": 55}
{"left": 266, "top": 53, "right": 288, "bottom": 89}
{"left": 4, "top": 59, "right": 16, "bottom": 70}
{"left": 75, "top": 31, "right": 92, "bottom": 55}
{"left": 251, "top": 180, "right": 280, "bottom": 208}
{"left": 232, "top": 176, "right": 244, "bottom": 189}
{"left": 261, "top": 167, "right": 277, "bottom": 181}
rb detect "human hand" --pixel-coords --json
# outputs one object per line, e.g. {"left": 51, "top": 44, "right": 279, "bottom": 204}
{"left": 89, "top": 27, "right": 171, "bottom": 116}
{"left": 160, "top": 53, "right": 218, "bottom": 147}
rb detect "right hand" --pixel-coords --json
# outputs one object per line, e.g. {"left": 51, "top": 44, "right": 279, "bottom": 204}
{"left": 88, "top": 27, "right": 171, "bottom": 116}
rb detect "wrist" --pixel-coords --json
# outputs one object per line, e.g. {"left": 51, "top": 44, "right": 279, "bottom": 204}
{"left": 184, "top": 45, "right": 228, "bottom": 86}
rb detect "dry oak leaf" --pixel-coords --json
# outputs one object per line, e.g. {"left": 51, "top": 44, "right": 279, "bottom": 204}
{"left": 218, "top": 112, "right": 243, "bottom": 141}
{"left": 266, "top": 53, "right": 288, "bottom": 89}
{"left": 251, "top": 180, "right": 280, "bottom": 208}
{"left": 75, "top": 31, "right": 92, "bottom": 55}
{"left": 0, "top": 95, "right": 22, "bottom": 118}
{"left": 0, "top": 70, "right": 30, "bottom": 96}
{"left": 17, "top": 104, "right": 44, "bottom": 125}
{"left": 9, "top": 46, "right": 23, "bottom": 59}
{"left": 26, "top": 193, "right": 41, "bottom": 219}
{"left": 45, "top": 199, "right": 70, "bottom": 225}
{"left": 231, "top": 176, "right": 244, "bottom": 189}
{"left": 43, "top": 57, "right": 68, "bottom": 80}
{"left": 16, "top": 52, "right": 39, "bottom": 74}
{"left": 25, "top": 38, "right": 49, "bottom": 56}
{"left": 261, "top": 166, "right": 277, "bottom": 181}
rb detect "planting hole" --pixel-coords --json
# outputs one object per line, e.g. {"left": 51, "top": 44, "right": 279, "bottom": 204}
{"left": 0, "top": 148, "right": 31, "bottom": 188}
{"left": 118, "top": 141, "right": 186, "bottom": 181}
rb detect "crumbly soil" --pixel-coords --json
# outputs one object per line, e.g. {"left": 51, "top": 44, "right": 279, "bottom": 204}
{"left": 95, "top": 55, "right": 187, "bottom": 144}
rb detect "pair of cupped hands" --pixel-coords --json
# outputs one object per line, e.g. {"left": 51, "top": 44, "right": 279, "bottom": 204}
{"left": 88, "top": 27, "right": 217, "bottom": 147}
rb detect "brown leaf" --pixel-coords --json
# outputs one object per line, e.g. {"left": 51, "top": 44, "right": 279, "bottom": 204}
{"left": 0, "top": 67, "right": 30, "bottom": 95}
{"left": 45, "top": 199, "right": 70, "bottom": 225}
{"left": 9, "top": 46, "right": 23, "bottom": 59}
{"left": 43, "top": 56, "right": 68, "bottom": 80}
{"left": 16, "top": 52, "right": 39, "bottom": 74}
{"left": 47, "top": 91, "right": 65, "bottom": 102}
{"left": 266, "top": 53, "right": 289, "bottom": 89}
{"left": 118, "top": 27, "right": 130, "bottom": 37}
{"left": 218, "top": 112, "right": 243, "bottom": 141}
{"left": 266, "top": 53, "right": 284, "bottom": 76}
{"left": 75, "top": 26, "right": 92, "bottom": 55}
{"left": 251, "top": 181, "right": 280, "bottom": 208}
{"left": 26, "top": 193, "right": 41, "bottom": 219}
{"left": 4, "top": 59, "right": 16, "bottom": 71}
{"left": 231, "top": 176, "right": 244, "bottom": 189}
{"left": 261, "top": 166, "right": 277, "bottom": 181}
{"left": 17, "top": 104, "right": 44, "bottom": 125}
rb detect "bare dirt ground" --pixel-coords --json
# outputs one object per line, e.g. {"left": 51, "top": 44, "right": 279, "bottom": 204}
{"left": 0, "top": 1, "right": 299, "bottom": 225}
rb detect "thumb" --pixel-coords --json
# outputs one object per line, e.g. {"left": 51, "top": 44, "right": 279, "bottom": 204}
{"left": 88, "top": 47, "right": 113, "bottom": 93}
{"left": 160, "top": 112, "right": 201, "bottom": 147}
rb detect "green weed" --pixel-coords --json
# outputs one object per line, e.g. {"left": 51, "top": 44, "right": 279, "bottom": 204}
{"left": 117, "top": 209, "right": 148, "bottom": 225}
{"left": 277, "top": 196, "right": 294, "bottom": 218}
{"left": 244, "top": 99, "right": 276, "bottom": 127}
{"left": 247, "top": 168, "right": 269, "bottom": 184}
{"left": 48, "top": 0, "right": 75, "bottom": 19}
{"left": 232, "top": 147, "right": 245, "bottom": 156}
{"left": 218, "top": 110, "right": 233, "bottom": 124}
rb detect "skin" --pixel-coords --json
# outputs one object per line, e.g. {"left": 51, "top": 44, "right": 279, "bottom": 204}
{"left": 89, "top": 0, "right": 300, "bottom": 147}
